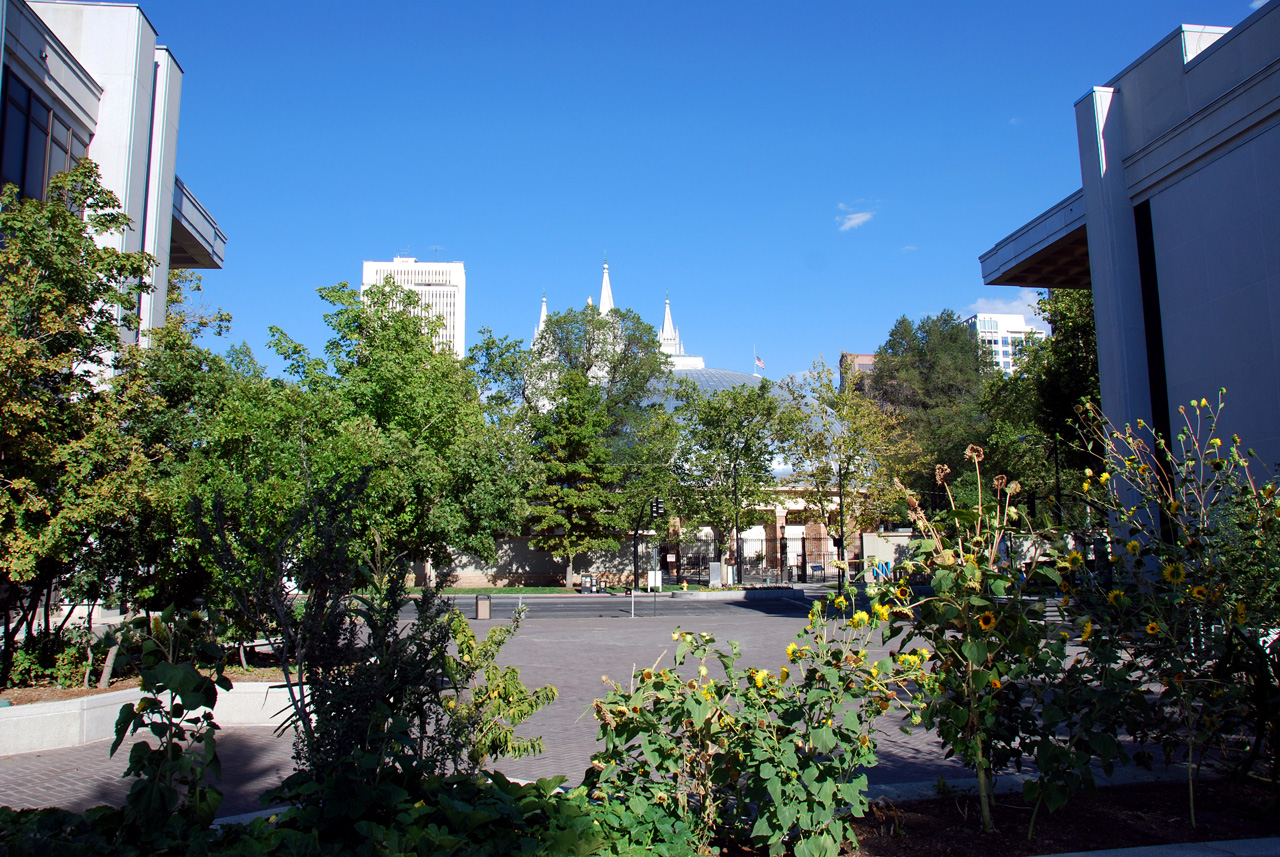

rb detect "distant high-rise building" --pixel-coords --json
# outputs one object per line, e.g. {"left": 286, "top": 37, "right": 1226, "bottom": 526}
{"left": 964, "top": 312, "right": 1045, "bottom": 374}
{"left": 362, "top": 257, "right": 466, "bottom": 357}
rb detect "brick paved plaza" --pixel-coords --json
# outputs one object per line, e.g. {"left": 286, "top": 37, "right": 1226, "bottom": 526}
{"left": 0, "top": 596, "right": 967, "bottom": 817}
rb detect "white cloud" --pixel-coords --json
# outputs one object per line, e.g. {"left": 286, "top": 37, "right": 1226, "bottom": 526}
{"left": 967, "top": 288, "right": 1050, "bottom": 332}
{"left": 835, "top": 201, "right": 874, "bottom": 231}
{"left": 1009, "top": 117, "right": 1021, "bottom": 125}
{"left": 1250, "top": 0, "right": 1266, "bottom": 10}
{"left": 901, "top": 245, "right": 918, "bottom": 253}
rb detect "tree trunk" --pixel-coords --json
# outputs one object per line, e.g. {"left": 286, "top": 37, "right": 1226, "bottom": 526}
{"left": 97, "top": 643, "right": 119, "bottom": 689}
{"left": 564, "top": 556, "right": 573, "bottom": 589}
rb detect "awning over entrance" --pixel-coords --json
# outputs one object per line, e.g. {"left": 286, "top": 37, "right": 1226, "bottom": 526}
{"left": 980, "top": 189, "right": 1090, "bottom": 290}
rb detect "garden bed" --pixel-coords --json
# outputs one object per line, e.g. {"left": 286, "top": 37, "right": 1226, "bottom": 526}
{"left": 716, "top": 778, "right": 1280, "bottom": 857}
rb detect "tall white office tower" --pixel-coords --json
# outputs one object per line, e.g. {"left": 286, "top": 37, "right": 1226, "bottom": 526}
{"left": 362, "top": 257, "right": 466, "bottom": 358}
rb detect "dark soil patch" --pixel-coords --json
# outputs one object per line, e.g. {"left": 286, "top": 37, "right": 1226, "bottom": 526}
{"left": 852, "top": 778, "right": 1279, "bottom": 857}
{"left": 713, "top": 778, "right": 1279, "bottom": 856}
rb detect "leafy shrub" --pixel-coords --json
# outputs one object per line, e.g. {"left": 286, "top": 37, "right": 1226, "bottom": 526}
{"left": 7, "top": 628, "right": 101, "bottom": 688}
{"left": 588, "top": 595, "right": 924, "bottom": 856}
{"left": 1074, "top": 394, "right": 1280, "bottom": 822}
{"left": 889, "top": 447, "right": 1130, "bottom": 835}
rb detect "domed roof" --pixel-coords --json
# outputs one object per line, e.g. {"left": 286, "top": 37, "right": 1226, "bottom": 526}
{"left": 673, "top": 367, "right": 764, "bottom": 393}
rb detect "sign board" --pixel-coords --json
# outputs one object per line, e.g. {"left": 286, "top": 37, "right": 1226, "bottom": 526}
{"left": 709, "top": 562, "right": 722, "bottom": 589}
{"left": 666, "top": 554, "right": 676, "bottom": 563}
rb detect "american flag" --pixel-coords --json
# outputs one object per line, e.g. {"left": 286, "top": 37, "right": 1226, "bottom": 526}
{"left": 755, "top": 355, "right": 765, "bottom": 370}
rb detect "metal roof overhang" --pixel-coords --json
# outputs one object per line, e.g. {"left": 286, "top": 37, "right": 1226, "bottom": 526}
{"left": 170, "top": 175, "right": 227, "bottom": 269}
{"left": 979, "top": 189, "right": 1091, "bottom": 290}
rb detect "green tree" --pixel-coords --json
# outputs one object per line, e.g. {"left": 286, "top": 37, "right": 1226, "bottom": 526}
{"left": 868, "top": 310, "right": 992, "bottom": 500}
{"left": 779, "top": 357, "right": 915, "bottom": 569}
{"left": 674, "top": 380, "right": 781, "bottom": 561}
{"left": 526, "top": 370, "right": 622, "bottom": 586}
{"left": 475, "top": 304, "right": 674, "bottom": 586}
{"left": 981, "top": 289, "right": 1100, "bottom": 523}
{"left": 0, "top": 161, "right": 152, "bottom": 682}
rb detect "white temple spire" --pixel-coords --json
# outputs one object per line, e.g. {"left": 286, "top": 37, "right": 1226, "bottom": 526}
{"left": 598, "top": 259, "right": 614, "bottom": 314}
{"left": 659, "top": 297, "right": 680, "bottom": 355}
{"left": 534, "top": 293, "right": 547, "bottom": 339}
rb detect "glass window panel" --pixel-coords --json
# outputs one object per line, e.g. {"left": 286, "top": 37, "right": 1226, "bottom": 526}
{"left": 47, "top": 139, "right": 68, "bottom": 187}
{"left": 28, "top": 96, "right": 49, "bottom": 132}
{"left": 1, "top": 102, "right": 27, "bottom": 189}
{"left": 71, "top": 135, "right": 86, "bottom": 163}
{"left": 6, "top": 74, "right": 29, "bottom": 112}
{"left": 52, "top": 117, "right": 69, "bottom": 149}
{"left": 25, "top": 123, "right": 48, "bottom": 199}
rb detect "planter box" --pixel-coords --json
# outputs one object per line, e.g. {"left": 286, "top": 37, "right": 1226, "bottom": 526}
{"left": 0, "top": 682, "right": 293, "bottom": 756}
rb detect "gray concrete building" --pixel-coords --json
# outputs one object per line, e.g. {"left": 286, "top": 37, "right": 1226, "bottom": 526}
{"left": 980, "top": 3, "right": 1280, "bottom": 465}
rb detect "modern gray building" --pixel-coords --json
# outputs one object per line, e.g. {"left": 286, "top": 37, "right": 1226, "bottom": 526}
{"left": 980, "top": 3, "right": 1280, "bottom": 465}
{"left": 0, "top": 0, "right": 226, "bottom": 346}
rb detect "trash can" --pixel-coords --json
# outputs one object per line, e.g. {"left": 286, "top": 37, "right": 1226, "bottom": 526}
{"left": 476, "top": 594, "right": 491, "bottom": 620}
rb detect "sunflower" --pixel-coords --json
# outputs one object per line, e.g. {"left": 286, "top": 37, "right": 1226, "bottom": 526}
{"left": 1106, "top": 589, "right": 1124, "bottom": 605}
{"left": 978, "top": 611, "right": 996, "bottom": 631}
{"left": 1066, "top": 551, "right": 1084, "bottom": 570}
{"left": 1146, "top": 621, "right": 1160, "bottom": 635}
{"left": 858, "top": 734, "right": 871, "bottom": 748}
{"left": 872, "top": 604, "right": 890, "bottom": 622}
{"left": 786, "top": 642, "right": 799, "bottom": 661}
{"left": 1190, "top": 585, "right": 1207, "bottom": 601}
{"left": 1126, "top": 540, "right": 1141, "bottom": 556}
{"left": 779, "top": 666, "right": 790, "bottom": 682}
{"left": 896, "top": 585, "right": 911, "bottom": 601}
{"left": 1162, "top": 562, "right": 1186, "bottom": 585}
{"left": 1081, "top": 619, "right": 1093, "bottom": 642}
{"left": 990, "top": 677, "right": 1002, "bottom": 690}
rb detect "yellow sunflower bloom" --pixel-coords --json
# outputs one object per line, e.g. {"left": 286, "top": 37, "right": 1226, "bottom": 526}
{"left": 1146, "top": 621, "right": 1160, "bottom": 635}
{"left": 1106, "top": 589, "right": 1123, "bottom": 605}
{"left": 1190, "top": 585, "right": 1207, "bottom": 601}
{"left": 978, "top": 611, "right": 996, "bottom": 631}
{"left": 1066, "top": 551, "right": 1084, "bottom": 570}
{"left": 872, "top": 604, "right": 890, "bottom": 622}
{"left": 1081, "top": 620, "right": 1093, "bottom": 642}
{"left": 1162, "top": 562, "right": 1186, "bottom": 585}
{"left": 1126, "top": 540, "right": 1141, "bottom": 556}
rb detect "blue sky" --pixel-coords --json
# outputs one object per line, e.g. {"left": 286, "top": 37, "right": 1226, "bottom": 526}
{"left": 142, "top": 0, "right": 1264, "bottom": 381}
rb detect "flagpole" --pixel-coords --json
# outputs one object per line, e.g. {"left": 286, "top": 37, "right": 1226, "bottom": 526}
{"left": 753, "top": 345, "right": 758, "bottom": 377}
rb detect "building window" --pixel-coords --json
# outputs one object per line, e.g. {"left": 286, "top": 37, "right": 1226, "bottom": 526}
{"left": 0, "top": 68, "right": 86, "bottom": 201}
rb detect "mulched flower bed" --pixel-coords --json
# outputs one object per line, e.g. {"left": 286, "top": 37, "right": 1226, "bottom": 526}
{"left": 0, "top": 665, "right": 287, "bottom": 707}
{"left": 713, "top": 778, "right": 1279, "bottom": 856}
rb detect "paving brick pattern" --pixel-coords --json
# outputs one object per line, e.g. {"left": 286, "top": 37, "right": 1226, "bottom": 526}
{"left": 0, "top": 595, "right": 965, "bottom": 816}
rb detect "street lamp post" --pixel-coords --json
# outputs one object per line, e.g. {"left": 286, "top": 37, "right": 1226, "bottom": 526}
{"left": 836, "top": 460, "right": 847, "bottom": 592}
{"left": 732, "top": 462, "right": 743, "bottom": 586}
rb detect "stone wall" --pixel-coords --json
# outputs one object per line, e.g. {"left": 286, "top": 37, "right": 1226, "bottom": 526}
{"left": 442, "top": 536, "right": 661, "bottom": 588}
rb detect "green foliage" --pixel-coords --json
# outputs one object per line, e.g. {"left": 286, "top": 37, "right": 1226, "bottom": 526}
{"left": 887, "top": 447, "right": 1128, "bottom": 836}
{"left": 867, "top": 310, "right": 991, "bottom": 499}
{"left": 0, "top": 774, "right": 614, "bottom": 856}
{"left": 7, "top": 627, "right": 103, "bottom": 688}
{"left": 111, "top": 606, "right": 232, "bottom": 835}
{"left": 448, "top": 607, "right": 559, "bottom": 768}
{"left": 587, "top": 596, "right": 924, "bottom": 854}
{"left": 1074, "top": 393, "right": 1280, "bottom": 823}
{"left": 527, "top": 370, "right": 624, "bottom": 579}
{"left": 673, "top": 380, "right": 781, "bottom": 556}
{"left": 0, "top": 160, "right": 153, "bottom": 682}
{"left": 779, "top": 357, "right": 915, "bottom": 538}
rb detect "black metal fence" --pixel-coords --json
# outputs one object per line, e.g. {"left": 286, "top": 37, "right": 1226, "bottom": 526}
{"left": 659, "top": 535, "right": 844, "bottom": 586}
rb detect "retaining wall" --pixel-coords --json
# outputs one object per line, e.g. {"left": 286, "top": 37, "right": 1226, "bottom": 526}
{"left": 0, "top": 682, "right": 292, "bottom": 756}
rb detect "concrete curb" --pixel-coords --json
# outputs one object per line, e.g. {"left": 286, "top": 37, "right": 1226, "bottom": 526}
{"left": 669, "top": 588, "right": 799, "bottom": 601}
{"left": 0, "top": 682, "right": 292, "bottom": 755}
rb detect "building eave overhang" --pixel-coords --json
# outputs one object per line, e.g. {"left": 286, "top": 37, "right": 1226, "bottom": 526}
{"left": 979, "top": 189, "right": 1091, "bottom": 290}
{"left": 169, "top": 175, "right": 226, "bottom": 269}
